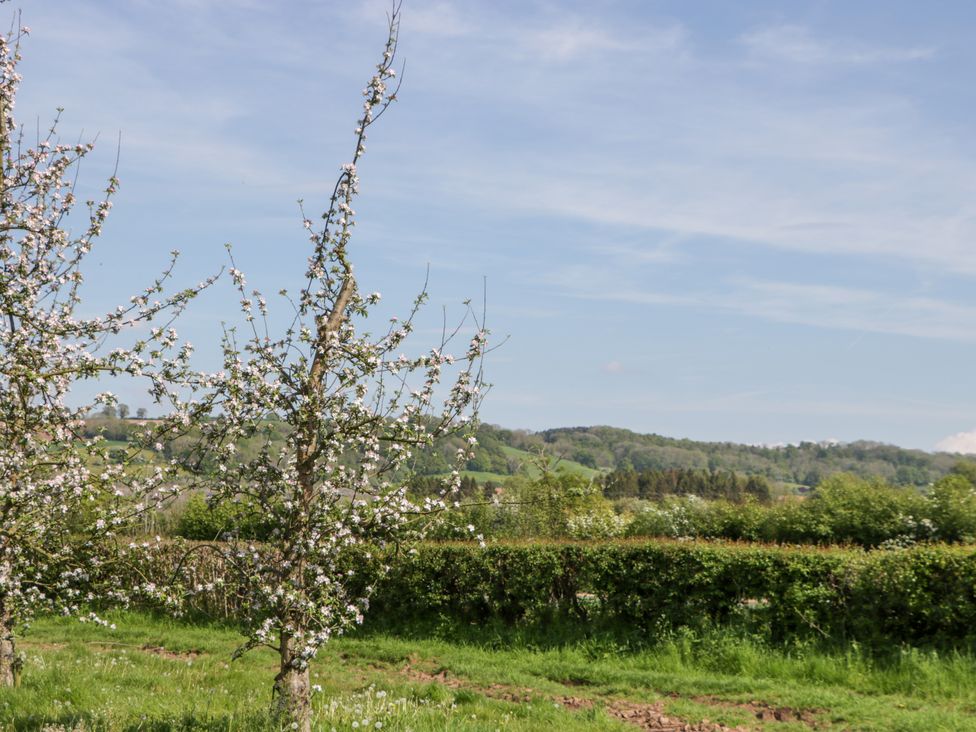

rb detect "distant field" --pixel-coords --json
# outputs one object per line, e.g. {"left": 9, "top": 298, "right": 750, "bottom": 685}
{"left": 499, "top": 444, "right": 603, "bottom": 480}
{"left": 448, "top": 445, "right": 603, "bottom": 485}
{"left": 5, "top": 612, "right": 976, "bottom": 731}
{"left": 458, "top": 469, "right": 515, "bottom": 483}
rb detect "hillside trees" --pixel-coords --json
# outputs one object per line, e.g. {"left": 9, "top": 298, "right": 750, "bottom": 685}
{"left": 503, "top": 426, "right": 959, "bottom": 485}
{"left": 178, "top": 9, "right": 487, "bottom": 730}
{"left": 602, "top": 467, "right": 771, "bottom": 503}
{"left": 0, "top": 22, "right": 212, "bottom": 685}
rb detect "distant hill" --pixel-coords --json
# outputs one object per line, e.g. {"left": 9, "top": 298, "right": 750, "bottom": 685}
{"left": 455, "top": 424, "right": 969, "bottom": 488}
{"left": 81, "top": 416, "right": 972, "bottom": 489}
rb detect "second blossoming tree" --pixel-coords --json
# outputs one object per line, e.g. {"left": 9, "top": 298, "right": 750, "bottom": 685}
{"left": 182, "top": 9, "right": 488, "bottom": 730}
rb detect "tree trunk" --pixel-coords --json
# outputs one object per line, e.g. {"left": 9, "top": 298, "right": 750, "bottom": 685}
{"left": 0, "top": 616, "right": 19, "bottom": 688}
{"left": 273, "top": 634, "right": 311, "bottom": 732}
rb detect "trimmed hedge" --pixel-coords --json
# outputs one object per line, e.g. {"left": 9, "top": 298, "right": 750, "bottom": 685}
{"left": 368, "top": 541, "right": 976, "bottom": 647}
{"left": 134, "top": 539, "right": 976, "bottom": 648}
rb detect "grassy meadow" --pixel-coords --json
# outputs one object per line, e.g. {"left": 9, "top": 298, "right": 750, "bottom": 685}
{"left": 3, "top": 612, "right": 975, "bottom": 731}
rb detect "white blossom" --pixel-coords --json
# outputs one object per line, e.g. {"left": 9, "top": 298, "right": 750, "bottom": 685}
{"left": 163, "top": 9, "right": 487, "bottom": 730}
{"left": 0, "top": 20, "right": 215, "bottom": 685}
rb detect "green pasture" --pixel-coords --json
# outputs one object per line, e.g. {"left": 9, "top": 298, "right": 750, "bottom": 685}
{"left": 3, "top": 612, "right": 975, "bottom": 731}
{"left": 450, "top": 446, "right": 603, "bottom": 485}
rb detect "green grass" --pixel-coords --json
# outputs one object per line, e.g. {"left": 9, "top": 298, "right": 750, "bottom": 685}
{"left": 3, "top": 613, "right": 975, "bottom": 731}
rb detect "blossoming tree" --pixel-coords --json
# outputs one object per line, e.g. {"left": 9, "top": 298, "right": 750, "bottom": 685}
{"left": 0, "top": 22, "right": 213, "bottom": 685}
{"left": 187, "top": 8, "right": 487, "bottom": 729}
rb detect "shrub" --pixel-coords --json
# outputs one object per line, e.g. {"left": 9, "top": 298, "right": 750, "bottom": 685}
{"left": 802, "top": 474, "right": 929, "bottom": 547}
{"left": 928, "top": 475, "right": 976, "bottom": 543}
{"left": 175, "top": 493, "right": 273, "bottom": 541}
{"left": 620, "top": 474, "right": 953, "bottom": 548}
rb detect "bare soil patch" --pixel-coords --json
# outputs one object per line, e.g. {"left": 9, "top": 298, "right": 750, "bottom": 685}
{"left": 604, "top": 700, "right": 749, "bottom": 732}
{"left": 20, "top": 642, "right": 66, "bottom": 651}
{"left": 400, "top": 662, "right": 750, "bottom": 731}
{"left": 140, "top": 644, "right": 201, "bottom": 660}
{"left": 689, "top": 695, "right": 823, "bottom": 728}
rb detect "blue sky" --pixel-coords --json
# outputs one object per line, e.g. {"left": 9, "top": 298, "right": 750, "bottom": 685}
{"left": 15, "top": 0, "right": 976, "bottom": 452}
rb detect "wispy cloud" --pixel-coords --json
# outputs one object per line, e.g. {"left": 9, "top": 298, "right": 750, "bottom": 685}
{"left": 358, "top": 0, "right": 674, "bottom": 62}
{"left": 541, "top": 264, "right": 976, "bottom": 342}
{"left": 535, "top": 389, "right": 973, "bottom": 420}
{"left": 741, "top": 24, "right": 935, "bottom": 65}
{"left": 727, "top": 279, "right": 976, "bottom": 341}
{"left": 352, "top": 0, "right": 472, "bottom": 36}
{"left": 364, "top": 10, "right": 969, "bottom": 277}
{"left": 517, "top": 20, "right": 682, "bottom": 63}
{"left": 521, "top": 24, "right": 629, "bottom": 62}
{"left": 424, "top": 101, "right": 976, "bottom": 274}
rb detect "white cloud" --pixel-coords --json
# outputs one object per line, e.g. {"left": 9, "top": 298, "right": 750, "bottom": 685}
{"left": 936, "top": 429, "right": 976, "bottom": 454}
{"left": 604, "top": 360, "right": 623, "bottom": 373}
{"left": 741, "top": 24, "right": 935, "bottom": 66}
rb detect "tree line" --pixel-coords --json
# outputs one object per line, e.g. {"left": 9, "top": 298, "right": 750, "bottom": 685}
{"left": 602, "top": 467, "right": 772, "bottom": 503}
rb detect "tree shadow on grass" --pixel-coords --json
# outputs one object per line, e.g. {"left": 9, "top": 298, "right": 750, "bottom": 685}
{"left": 6, "top": 711, "right": 278, "bottom": 732}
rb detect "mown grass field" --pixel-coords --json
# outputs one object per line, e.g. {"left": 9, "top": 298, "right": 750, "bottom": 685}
{"left": 3, "top": 612, "right": 975, "bottom": 731}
